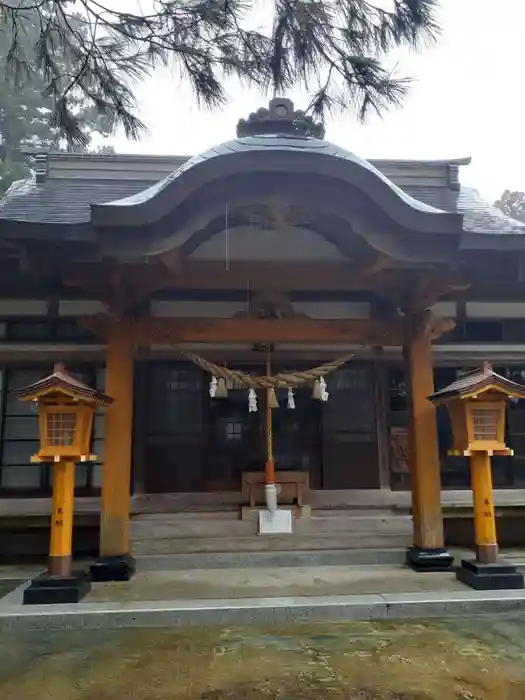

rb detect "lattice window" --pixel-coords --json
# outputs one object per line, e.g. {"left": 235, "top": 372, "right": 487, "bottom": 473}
{"left": 471, "top": 407, "right": 499, "bottom": 441}
{"left": 226, "top": 422, "right": 243, "bottom": 441}
{"left": 47, "top": 412, "right": 77, "bottom": 446}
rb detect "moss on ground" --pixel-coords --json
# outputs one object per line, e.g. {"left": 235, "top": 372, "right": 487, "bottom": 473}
{"left": 0, "top": 618, "right": 524, "bottom": 700}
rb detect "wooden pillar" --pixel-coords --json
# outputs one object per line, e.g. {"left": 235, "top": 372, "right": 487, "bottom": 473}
{"left": 405, "top": 312, "right": 453, "bottom": 570}
{"left": 373, "top": 352, "right": 391, "bottom": 489}
{"left": 91, "top": 321, "right": 136, "bottom": 581}
{"left": 49, "top": 459, "right": 75, "bottom": 577}
{"left": 469, "top": 451, "right": 498, "bottom": 563}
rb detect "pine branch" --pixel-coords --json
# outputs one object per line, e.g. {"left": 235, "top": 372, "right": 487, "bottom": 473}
{"left": 0, "top": 0, "right": 441, "bottom": 145}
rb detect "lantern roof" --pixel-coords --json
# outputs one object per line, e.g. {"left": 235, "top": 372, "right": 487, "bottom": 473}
{"left": 428, "top": 362, "right": 525, "bottom": 405}
{"left": 13, "top": 363, "right": 113, "bottom": 406}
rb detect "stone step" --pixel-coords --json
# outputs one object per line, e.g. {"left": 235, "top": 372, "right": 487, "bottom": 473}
{"left": 135, "top": 548, "right": 408, "bottom": 571}
{"left": 129, "top": 514, "right": 413, "bottom": 539}
{"left": 130, "top": 532, "right": 411, "bottom": 555}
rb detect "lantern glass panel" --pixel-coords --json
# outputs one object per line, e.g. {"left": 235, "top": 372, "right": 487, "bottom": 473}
{"left": 471, "top": 406, "right": 499, "bottom": 441}
{"left": 46, "top": 411, "right": 77, "bottom": 446}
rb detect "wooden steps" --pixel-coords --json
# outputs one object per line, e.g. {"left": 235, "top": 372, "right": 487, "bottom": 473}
{"left": 130, "top": 507, "right": 413, "bottom": 556}
{"left": 135, "top": 548, "right": 409, "bottom": 571}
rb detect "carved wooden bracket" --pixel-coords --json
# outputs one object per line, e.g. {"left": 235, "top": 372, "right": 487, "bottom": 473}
{"left": 404, "top": 308, "right": 456, "bottom": 343}
{"left": 427, "top": 315, "right": 456, "bottom": 340}
{"left": 410, "top": 273, "right": 470, "bottom": 311}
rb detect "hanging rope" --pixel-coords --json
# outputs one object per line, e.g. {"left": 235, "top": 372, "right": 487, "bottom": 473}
{"left": 184, "top": 351, "right": 260, "bottom": 387}
{"left": 183, "top": 350, "right": 355, "bottom": 389}
{"left": 130, "top": 315, "right": 357, "bottom": 385}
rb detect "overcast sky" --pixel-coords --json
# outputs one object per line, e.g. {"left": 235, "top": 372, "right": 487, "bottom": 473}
{"left": 111, "top": 0, "right": 525, "bottom": 202}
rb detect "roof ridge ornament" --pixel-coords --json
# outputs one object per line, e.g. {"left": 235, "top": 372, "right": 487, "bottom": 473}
{"left": 236, "top": 98, "right": 325, "bottom": 139}
{"left": 483, "top": 361, "right": 493, "bottom": 375}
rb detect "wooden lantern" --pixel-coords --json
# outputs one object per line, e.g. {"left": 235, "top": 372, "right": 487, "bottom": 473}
{"left": 429, "top": 362, "right": 525, "bottom": 457}
{"left": 15, "top": 363, "right": 111, "bottom": 464}
{"left": 428, "top": 362, "right": 525, "bottom": 588}
{"left": 14, "top": 363, "right": 113, "bottom": 604}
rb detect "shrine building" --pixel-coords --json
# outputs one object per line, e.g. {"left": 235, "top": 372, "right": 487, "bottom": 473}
{"left": 1, "top": 98, "right": 525, "bottom": 569}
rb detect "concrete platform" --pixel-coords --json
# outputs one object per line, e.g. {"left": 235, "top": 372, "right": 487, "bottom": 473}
{"left": 1, "top": 562, "right": 525, "bottom": 631}
{"left": 1, "top": 585, "right": 525, "bottom": 632}
{"left": 86, "top": 565, "right": 467, "bottom": 602}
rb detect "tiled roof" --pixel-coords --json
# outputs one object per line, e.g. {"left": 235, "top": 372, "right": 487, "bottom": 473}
{"left": 0, "top": 151, "right": 523, "bottom": 239}
{"left": 0, "top": 177, "right": 463, "bottom": 225}
{"left": 429, "top": 363, "right": 525, "bottom": 402}
{"left": 13, "top": 363, "right": 113, "bottom": 405}
{"left": 0, "top": 177, "right": 458, "bottom": 226}
{"left": 0, "top": 177, "right": 155, "bottom": 225}
{"left": 457, "top": 187, "right": 525, "bottom": 235}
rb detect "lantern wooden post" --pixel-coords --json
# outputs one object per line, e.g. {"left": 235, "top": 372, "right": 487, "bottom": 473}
{"left": 14, "top": 364, "right": 113, "bottom": 605}
{"left": 429, "top": 362, "right": 525, "bottom": 590}
{"left": 48, "top": 458, "right": 76, "bottom": 577}
{"left": 469, "top": 451, "right": 498, "bottom": 563}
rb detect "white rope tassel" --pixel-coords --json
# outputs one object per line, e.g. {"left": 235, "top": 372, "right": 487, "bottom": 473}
{"left": 209, "top": 376, "right": 218, "bottom": 398}
{"left": 248, "top": 388, "right": 258, "bottom": 412}
{"left": 320, "top": 377, "right": 329, "bottom": 402}
{"left": 287, "top": 387, "right": 295, "bottom": 409}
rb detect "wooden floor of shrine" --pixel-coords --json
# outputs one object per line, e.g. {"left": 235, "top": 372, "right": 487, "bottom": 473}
{"left": 2, "top": 489, "right": 525, "bottom": 562}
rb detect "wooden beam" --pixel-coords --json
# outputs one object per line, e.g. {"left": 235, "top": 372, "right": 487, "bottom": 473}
{"left": 82, "top": 314, "right": 407, "bottom": 346}
{"left": 63, "top": 260, "right": 411, "bottom": 294}
{"left": 63, "top": 261, "right": 471, "bottom": 321}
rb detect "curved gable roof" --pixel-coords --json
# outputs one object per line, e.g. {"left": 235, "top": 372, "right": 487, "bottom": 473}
{"left": 91, "top": 133, "right": 462, "bottom": 236}
{"left": 0, "top": 96, "right": 523, "bottom": 254}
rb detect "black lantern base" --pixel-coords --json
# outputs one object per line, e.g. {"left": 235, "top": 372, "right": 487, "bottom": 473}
{"left": 90, "top": 554, "right": 136, "bottom": 582}
{"left": 23, "top": 570, "right": 91, "bottom": 605}
{"left": 406, "top": 546, "right": 454, "bottom": 572}
{"left": 456, "top": 559, "right": 525, "bottom": 590}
